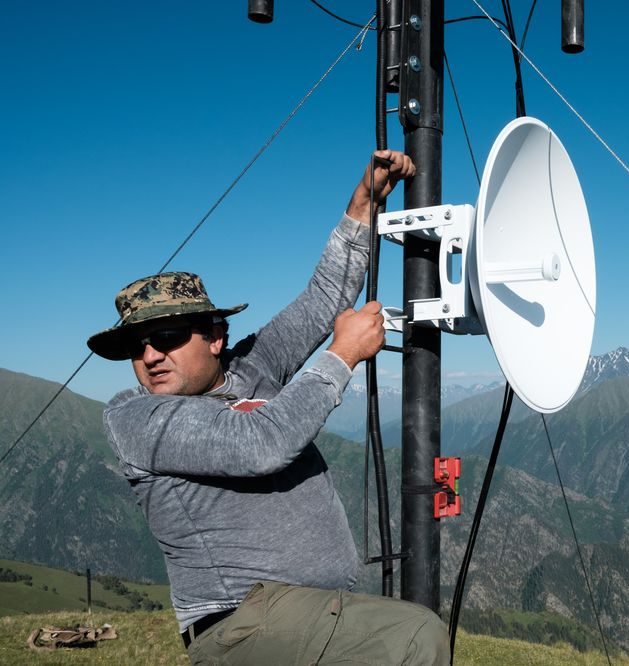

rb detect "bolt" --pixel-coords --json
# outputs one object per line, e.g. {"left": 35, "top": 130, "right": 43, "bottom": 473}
{"left": 408, "top": 99, "right": 420, "bottom": 115}
{"left": 442, "top": 304, "right": 450, "bottom": 313}
{"left": 444, "top": 209, "right": 452, "bottom": 220}
{"left": 409, "top": 15, "right": 421, "bottom": 30}
{"left": 408, "top": 55, "right": 421, "bottom": 72}
{"left": 404, "top": 215, "right": 415, "bottom": 225}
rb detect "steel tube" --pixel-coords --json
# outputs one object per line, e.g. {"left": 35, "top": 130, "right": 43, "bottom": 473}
{"left": 400, "top": 0, "right": 444, "bottom": 612}
{"left": 248, "top": 0, "right": 274, "bottom": 24}
{"left": 562, "top": 0, "right": 584, "bottom": 53}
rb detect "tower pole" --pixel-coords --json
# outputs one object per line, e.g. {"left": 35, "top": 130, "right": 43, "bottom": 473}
{"left": 398, "top": 0, "right": 444, "bottom": 612}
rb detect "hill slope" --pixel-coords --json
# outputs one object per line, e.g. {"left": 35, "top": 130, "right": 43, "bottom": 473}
{"left": 0, "top": 369, "right": 166, "bottom": 582}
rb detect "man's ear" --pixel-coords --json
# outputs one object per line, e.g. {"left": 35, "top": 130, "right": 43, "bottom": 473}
{"left": 207, "top": 324, "right": 225, "bottom": 356}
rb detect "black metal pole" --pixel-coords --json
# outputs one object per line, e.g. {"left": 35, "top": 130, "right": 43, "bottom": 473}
{"left": 398, "top": 0, "right": 444, "bottom": 612}
{"left": 561, "top": 0, "right": 584, "bottom": 53}
{"left": 248, "top": 0, "right": 274, "bottom": 24}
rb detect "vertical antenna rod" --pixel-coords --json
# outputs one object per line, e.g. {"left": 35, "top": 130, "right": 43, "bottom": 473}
{"left": 399, "top": 0, "right": 444, "bottom": 612}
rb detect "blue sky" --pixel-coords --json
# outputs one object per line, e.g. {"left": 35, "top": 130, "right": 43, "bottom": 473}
{"left": 1, "top": 1, "right": 628, "bottom": 404}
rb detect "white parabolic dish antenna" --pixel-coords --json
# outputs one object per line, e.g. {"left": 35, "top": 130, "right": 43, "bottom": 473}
{"left": 469, "top": 117, "right": 596, "bottom": 413}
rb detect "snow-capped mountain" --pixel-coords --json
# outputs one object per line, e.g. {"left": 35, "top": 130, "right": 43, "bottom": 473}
{"left": 441, "top": 381, "right": 503, "bottom": 407}
{"left": 579, "top": 347, "right": 629, "bottom": 393}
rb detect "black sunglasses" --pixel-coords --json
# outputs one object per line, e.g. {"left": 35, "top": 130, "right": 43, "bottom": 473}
{"left": 126, "top": 325, "right": 193, "bottom": 358}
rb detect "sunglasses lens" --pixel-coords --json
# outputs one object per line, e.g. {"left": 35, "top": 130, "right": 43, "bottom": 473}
{"left": 127, "top": 326, "right": 192, "bottom": 357}
{"left": 151, "top": 328, "right": 192, "bottom": 352}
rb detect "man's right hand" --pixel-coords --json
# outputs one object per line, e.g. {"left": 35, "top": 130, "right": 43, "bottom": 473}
{"left": 328, "top": 301, "right": 385, "bottom": 370}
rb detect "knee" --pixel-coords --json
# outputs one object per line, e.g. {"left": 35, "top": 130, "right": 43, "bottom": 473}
{"left": 407, "top": 609, "right": 451, "bottom": 666}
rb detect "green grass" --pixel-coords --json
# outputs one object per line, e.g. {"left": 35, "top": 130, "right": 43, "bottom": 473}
{"left": 452, "top": 607, "right": 623, "bottom": 655}
{"left": 0, "top": 560, "right": 170, "bottom": 616}
{"left": 0, "top": 610, "right": 625, "bottom": 666}
{"left": 454, "top": 632, "right": 629, "bottom": 666}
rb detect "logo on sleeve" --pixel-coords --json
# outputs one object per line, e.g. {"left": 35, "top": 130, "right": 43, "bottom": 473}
{"left": 229, "top": 398, "right": 268, "bottom": 413}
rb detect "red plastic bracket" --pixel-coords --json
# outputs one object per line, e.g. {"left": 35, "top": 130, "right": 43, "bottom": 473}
{"left": 434, "top": 492, "right": 461, "bottom": 519}
{"left": 433, "top": 457, "right": 461, "bottom": 519}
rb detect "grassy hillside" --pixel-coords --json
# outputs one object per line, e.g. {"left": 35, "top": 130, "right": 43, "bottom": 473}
{"left": 0, "top": 560, "right": 170, "bottom": 617}
{"left": 0, "top": 609, "right": 624, "bottom": 666}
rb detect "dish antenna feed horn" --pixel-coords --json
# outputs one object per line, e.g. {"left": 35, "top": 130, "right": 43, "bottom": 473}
{"left": 379, "top": 117, "right": 596, "bottom": 414}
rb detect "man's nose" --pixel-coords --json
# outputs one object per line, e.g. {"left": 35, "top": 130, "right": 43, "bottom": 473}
{"left": 143, "top": 343, "right": 166, "bottom": 365}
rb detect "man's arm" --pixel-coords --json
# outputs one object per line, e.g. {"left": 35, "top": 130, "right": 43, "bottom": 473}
{"left": 105, "top": 302, "right": 384, "bottom": 478}
{"left": 237, "top": 151, "right": 414, "bottom": 385}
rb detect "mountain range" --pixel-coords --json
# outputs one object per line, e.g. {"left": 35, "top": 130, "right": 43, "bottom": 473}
{"left": 336, "top": 347, "right": 629, "bottom": 452}
{"left": 325, "top": 379, "right": 501, "bottom": 443}
{"left": 0, "top": 348, "right": 627, "bottom": 649}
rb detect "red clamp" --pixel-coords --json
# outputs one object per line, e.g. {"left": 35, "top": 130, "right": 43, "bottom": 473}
{"left": 433, "top": 457, "right": 461, "bottom": 519}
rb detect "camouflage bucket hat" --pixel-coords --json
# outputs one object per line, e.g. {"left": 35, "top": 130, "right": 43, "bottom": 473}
{"left": 87, "top": 272, "right": 248, "bottom": 361}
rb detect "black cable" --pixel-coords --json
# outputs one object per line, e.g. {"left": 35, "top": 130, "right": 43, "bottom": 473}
{"left": 445, "top": 15, "right": 509, "bottom": 32}
{"left": 363, "top": 156, "right": 393, "bottom": 597}
{"left": 0, "top": 16, "right": 376, "bottom": 467}
{"left": 308, "top": 0, "right": 377, "bottom": 30}
{"left": 519, "top": 0, "right": 538, "bottom": 55}
{"left": 501, "top": 0, "right": 526, "bottom": 117}
{"left": 362, "top": 0, "right": 395, "bottom": 597}
{"left": 449, "top": 384, "right": 514, "bottom": 661}
{"left": 541, "top": 415, "right": 612, "bottom": 666}
{"left": 444, "top": 51, "right": 481, "bottom": 186}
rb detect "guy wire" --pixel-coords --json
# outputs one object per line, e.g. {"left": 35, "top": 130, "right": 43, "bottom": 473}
{"left": 444, "top": 51, "right": 481, "bottom": 185}
{"left": 541, "top": 414, "right": 612, "bottom": 665}
{"left": 156, "top": 14, "right": 376, "bottom": 273}
{"left": 0, "top": 15, "right": 376, "bottom": 467}
{"left": 470, "top": 0, "right": 629, "bottom": 176}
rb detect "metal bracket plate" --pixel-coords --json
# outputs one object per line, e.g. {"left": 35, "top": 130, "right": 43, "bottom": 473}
{"left": 378, "top": 204, "right": 482, "bottom": 334}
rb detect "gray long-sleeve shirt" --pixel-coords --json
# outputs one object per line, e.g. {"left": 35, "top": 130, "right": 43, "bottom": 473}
{"left": 104, "top": 214, "right": 369, "bottom": 631}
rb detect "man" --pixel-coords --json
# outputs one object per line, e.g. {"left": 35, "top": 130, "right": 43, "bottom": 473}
{"left": 88, "top": 151, "right": 449, "bottom": 665}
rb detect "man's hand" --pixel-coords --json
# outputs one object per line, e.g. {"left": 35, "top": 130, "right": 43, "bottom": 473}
{"left": 328, "top": 301, "right": 385, "bottom": 370}
{"left": 346, "top": 150, "right": 416, "bottom": 224}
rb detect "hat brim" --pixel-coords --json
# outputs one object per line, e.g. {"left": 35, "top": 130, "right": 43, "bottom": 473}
{"left": 87, "top": 304, "right": 248, "bottom": 361}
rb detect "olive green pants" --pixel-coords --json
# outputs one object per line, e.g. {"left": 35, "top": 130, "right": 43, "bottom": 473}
{"left": 187, "top": 581, "right": 450, "bottom": 665}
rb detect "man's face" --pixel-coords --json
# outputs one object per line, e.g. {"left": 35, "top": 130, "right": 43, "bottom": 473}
{"left": 129, "top": 320, "right": 225, "bottom": 396}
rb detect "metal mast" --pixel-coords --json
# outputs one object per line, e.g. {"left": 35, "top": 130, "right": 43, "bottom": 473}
{"left": 398, "top": 0, "right": 444, "bottom": 612}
